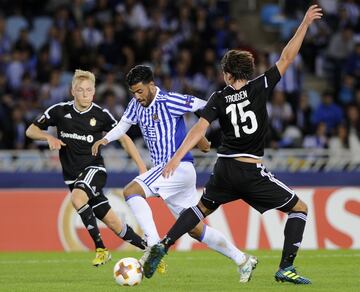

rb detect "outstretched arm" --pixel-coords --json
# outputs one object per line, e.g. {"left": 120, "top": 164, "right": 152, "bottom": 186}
{"left": 119, "top": 135, "right": 147, "bottom": 174}
{"left": 163, "top": 118, "right": 210, "bottom": 178}
{"left": 276, "top": 5, "right": 322, "bottom": 76}
{"left": 26, "top": 124, "right": 66, "bottom": 150}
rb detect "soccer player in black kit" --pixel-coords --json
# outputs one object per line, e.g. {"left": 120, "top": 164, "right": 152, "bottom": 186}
{"left": 143, "top": 5, "right": 323, "bottom": 284}
{"left": 26, "top": 69, "right": 148, "bottom": 267}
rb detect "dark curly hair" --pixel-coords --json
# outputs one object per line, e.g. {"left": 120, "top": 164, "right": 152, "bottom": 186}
{"left": 126, "top": 65, "right": 154, "bottom": 86}
{"left": 220, "top": 50, "right": 255, "bottom": 81}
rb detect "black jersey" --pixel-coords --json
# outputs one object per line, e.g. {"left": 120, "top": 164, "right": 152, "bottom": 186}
{"left": 201, "top": 66, "right": 281, "bottom": 158}
{"left": 33, "top": 101, "right": 118, "bottom": 182}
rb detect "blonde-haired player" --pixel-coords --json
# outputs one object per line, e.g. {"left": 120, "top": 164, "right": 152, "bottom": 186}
{"left": 26, "top": 69, "right": 148, "bottom": 266}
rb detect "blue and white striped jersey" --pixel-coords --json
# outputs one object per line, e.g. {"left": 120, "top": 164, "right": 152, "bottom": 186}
{"left": 123, "top": 87, "right": 206, "bottom": 166}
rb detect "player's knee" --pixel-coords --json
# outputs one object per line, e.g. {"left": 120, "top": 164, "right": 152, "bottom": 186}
{"left": 188, "top": 225, "right": 203, "bottom": 240}
{"left": 71, "top": 189, "right": 88, "bottom": 209}
{"left": 199, "top": 198, "right": 218, "bottom": 215}
{"left": 93, "top": 203, "right": 111, "bottom": 220}
{"left": 123, "top": 185, "right": 131, "bottom": 198}
{"left": 291, "top": 199, "right": 308, "bottom": 214}
{"left": 123, "top": 182, "right": 137, "bottom": 197}
{"left": 123, "top": 181, "right": 144, "bottom": 199}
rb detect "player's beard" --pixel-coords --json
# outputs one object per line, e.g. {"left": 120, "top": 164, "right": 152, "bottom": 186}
{"left": 143, "top": 90, "right": 153, "bottom": 107}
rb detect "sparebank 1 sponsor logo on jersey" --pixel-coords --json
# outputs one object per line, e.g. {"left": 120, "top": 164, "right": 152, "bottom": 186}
{"left": 60, "top": 131, "right": 94, "bottom": 143}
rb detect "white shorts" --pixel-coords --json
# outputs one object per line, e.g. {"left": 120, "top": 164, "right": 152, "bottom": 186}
{"left": 134, "top": 161, "right": 200, "bottom": 216}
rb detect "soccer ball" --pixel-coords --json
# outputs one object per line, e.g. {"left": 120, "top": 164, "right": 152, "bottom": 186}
{"left": 113, "top": 257, "right": 143, "bottom": 286}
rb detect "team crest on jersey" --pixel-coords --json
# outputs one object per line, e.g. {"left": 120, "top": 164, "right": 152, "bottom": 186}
{"left": 152, "top": 114, "right": 159, "bottom": 121}
{"left": 90, "top": 118, "right": 96, "bottom": 126}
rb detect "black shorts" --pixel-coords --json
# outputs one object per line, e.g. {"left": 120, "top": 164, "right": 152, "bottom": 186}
{"left": 68, "top": 166, "right": 111, "bottom": 219}
{"left": 202, "top": 158, "right": 298, "bottom": 214}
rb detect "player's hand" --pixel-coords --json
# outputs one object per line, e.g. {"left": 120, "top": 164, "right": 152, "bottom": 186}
{"left": 303, "top": 5, "right": 323, "bottom": 26}
{"left": 197, "top": 137, "right": 211, "bottom": 153}
{"left": 47, "top": 136, "right": 66, "bottom": 150}
{"left": 162, "top": 157, "right": 181, "bottom": 178}
{"left": 92, "top": 138, "right": 108, "bottom": 156}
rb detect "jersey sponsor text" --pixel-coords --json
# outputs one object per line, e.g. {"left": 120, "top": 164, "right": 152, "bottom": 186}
{"left": 60, "top": 131, "right": 94, "bottom": 143}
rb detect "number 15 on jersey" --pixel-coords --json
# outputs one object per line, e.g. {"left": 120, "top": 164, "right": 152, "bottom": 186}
{"left": 226, "top": 100, "right": 258, "bottom": 138}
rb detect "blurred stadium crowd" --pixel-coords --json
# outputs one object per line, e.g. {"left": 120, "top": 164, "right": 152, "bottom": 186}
{"left": 0, "top": 0, "right": 359, "bottom": 153}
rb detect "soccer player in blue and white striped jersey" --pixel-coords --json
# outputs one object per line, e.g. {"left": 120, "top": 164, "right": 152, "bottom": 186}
{"left": 92, "top": 65, "right": 249, "bottom": 277}
{"left": 119, "top": 79, "right": 204, "bottom": 167}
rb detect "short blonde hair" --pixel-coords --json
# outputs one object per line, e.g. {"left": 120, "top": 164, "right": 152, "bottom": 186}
{"left": 72, "top": 69, "right": 96, "bottom": 88}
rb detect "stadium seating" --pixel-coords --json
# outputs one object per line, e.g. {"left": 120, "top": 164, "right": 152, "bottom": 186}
{"left": 260, "top": 4, "right": 284, "bottom": 31}
{"left": 28, "top": 16, "right": 53, "bottom": 50}
{"left": 5, "top": 15, "right": 29, "bottom": 43}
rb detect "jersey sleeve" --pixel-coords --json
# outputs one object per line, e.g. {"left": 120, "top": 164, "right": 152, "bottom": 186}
{"left": 122, "top": 98, "right": 138, "bottom": 124}
{"left": 104, "top": 118, "right": 132, "bottom": 143}
{"left": 250, "top": 65, "right": 281, "bottom": 94}
{"left": 166, "top": 92, "right": 206, "bottom": 117}
{"left": 102, "top": 108, "right": 118, "bottom": 132}
{"left": 200, "top": 92, "right": 219, "bottom": 123}
{"left": 263, "top": 65, "right": 281, "bottom": 91}
{"left": 33, "top": 104, "right": 59, "bottom": 130}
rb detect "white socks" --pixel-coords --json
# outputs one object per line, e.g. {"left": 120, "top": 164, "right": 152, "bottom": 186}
{"left": 126, "top": 195, "right": 160, "bottom": 246}
{"left": 201, "top": 225, "right": 246, "bottom": 266}
{"left": 126, "top": 195, "right": 246, "bottom": 265}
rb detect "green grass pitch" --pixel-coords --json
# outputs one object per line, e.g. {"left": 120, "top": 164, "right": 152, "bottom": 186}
{"left": 0, "top": 249, "right": 359, "bottom": 291}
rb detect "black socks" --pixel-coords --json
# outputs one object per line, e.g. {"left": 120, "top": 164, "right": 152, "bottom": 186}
{"left": 162, "top": 206, "right": 205, "bottom": 251}
{"left": 78, "top": 204, "right": 105, "bottom": 249}
{"left": 280, "top": 211, "right": 307, "bottom": 269}
{"left": 118, "top": 224, "right": 146, "bottom": 250}
{"left": 78, "top": 204, "right": 147, "bottom": 251}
